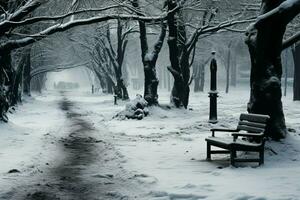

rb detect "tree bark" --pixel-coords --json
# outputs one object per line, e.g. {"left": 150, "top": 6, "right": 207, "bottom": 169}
{"left": 292, "top": 44, "right": 300, "bottom": 100}
{"left": 11, "top": 53, "right": 26, "bottom": 105}
{"left": 105, "top": 21, "right": 129, "bottom": 100}
{"left": 132, "top": 0, "right": 166, "bottom": 105}
{"left": 167, "top": 0, "right": 190, "bottom": 108}
{"left": 245, "top": 0, "right": 300, "bottom": 140}
{"left": 1, "top": 51, "right": 15, "bottom": 103}
{"left": 0, "top": 51, "right": 13, "bottom": 121}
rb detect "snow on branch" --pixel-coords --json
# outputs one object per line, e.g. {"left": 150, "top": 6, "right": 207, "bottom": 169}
{"left": 0, "top": 4, "right": 122, "bottom": 32}
{"left": 282, "top": 31, "right": 300, "bottom": 50}
{"left": 0, "top": 0, "right": 43, "bottom": 34}
{"left": 255, "top": 0, "right": 300, "bottom": 29}
{"left": 186, "top": 18, "right": 255, "bottom": 53}
{"left": 0, "top": 8, "right": 179, "bottom": 53}
{"left": 7, "top": 0, "right": 43, "bottom": 21}
{"left": 30, "top": 61, "right": 90, "bottom": 78}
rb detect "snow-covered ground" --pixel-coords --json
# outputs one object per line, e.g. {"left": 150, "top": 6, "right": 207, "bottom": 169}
{"left": 1, "top": 87, "right": 300, "bottom": 200}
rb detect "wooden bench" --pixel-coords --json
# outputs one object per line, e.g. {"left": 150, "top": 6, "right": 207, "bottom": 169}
{"left": 205, "top": 113, "right": 270, "bottom": 166}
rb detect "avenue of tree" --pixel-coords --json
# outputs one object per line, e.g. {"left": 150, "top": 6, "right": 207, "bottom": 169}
{"left": 0, "top": 0, "right": 299, "bottom": 140}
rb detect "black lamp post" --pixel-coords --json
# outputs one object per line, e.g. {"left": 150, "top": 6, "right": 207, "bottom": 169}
{"left": 208, "top": 51, "right": 218, "bottom": 124}
{"left": 114, "top": 95, "right": 118, "bottom": 105}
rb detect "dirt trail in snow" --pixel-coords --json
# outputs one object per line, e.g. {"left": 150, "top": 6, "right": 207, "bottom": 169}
{"left": 3, "top": 92, "right": 145, "bottom": 200}
{"left": 35, "top": 95, "right": 100, "bottom": 199}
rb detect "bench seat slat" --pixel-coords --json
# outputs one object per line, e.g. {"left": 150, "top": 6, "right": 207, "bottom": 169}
{"left": 206, "top": 137, "right": 262, "bottom": 148}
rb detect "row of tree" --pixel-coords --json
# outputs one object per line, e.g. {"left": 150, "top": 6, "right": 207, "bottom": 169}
{"left": 0, "top": 0, "right": 299, "bottom": 140}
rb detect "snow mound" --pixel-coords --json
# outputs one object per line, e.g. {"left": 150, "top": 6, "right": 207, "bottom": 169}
{"left": 114, "top": 94, "right": 149, "bottom": 120}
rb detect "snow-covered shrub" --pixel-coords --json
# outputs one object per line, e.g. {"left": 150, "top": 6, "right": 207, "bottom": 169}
{"left": 114, "top": 94, "right": 149, "bottom": 120}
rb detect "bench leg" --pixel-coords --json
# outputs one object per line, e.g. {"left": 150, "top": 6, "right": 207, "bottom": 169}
{"left": 259, "top": 150, "right": 264, "bottom": 165}
{"left": 230, "top": 150, "right": 236, "bottom": 167}
{"left": 206, "top": 143, "right": 211, "bottom": 161}
{"left": 233, "top": 150, "right": 237, "bottom": 158}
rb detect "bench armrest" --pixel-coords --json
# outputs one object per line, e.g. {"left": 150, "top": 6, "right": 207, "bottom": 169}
{"left": 232, "top": 132, "right": 264, "bottom": 141}
{"left": 210, "top": 128, "right": 239, "bottom": 137}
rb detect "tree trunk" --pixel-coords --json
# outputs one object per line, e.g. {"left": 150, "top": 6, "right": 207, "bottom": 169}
{"left": 244, "top": 0, "right": 300, "bottom": 140}
{"left": 31, "top": 74, "right": 45, "bottom": 93}
{"left": 193, "top": 64, "right": 200, "bottom": 92}
{"left": 199, "top": 63, "right": 205, "bottom": 92}
{"left": 120, "top": 80, "right": 129, "bottom": 100}
{"left": 11, "top": 54, "right": 25, "bottom": 105}
{"left": 167, "top": 0, "right": 190, "bottom": 108}
{"left": 0, "top": 52, "right": 13, "bottom": 121}
{"left": 1, "top": 52, "right": 15, "bottom": 103}
{"left": 230, "top": 51, "right": 237, "bottom": 87}
{"left": 225, "top": 48, "right": 230, "bottom": 93}
{"left": 194, "top": 63, "right": 205, "bottom": 92}
{"left": 144, "top": 61, "right": 159, "bottom": 104}
{"left": 283, "top": 49, "right": 288, "bottom": 96}
{"left": 98, "top": 76, "right": 106, "bottom": 93}
{"left": 22, "top": 49, "right": 31, "bottom": 96}
{"left": 292, "top": 44, "right": 300, "bottom": 100}
{"left": 106, "top": 75, "right": 114, "bottom": 94}
{"left": 132, "top": 0, "right": 166, "bottom": 105}
{"left": 105, "top": 20, "right": 129, "bottom": 100}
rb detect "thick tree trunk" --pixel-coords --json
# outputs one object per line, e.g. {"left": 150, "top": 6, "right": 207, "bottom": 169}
{"left": 244, "top": 0, "right": 300, "bottom": 140}
{"left": 144, "top": 62, "right": 159, "bottom": 105}
{"left": 1, "top": 52, "right": 15, "bottom": 103}
{"left": 292, "top": 44, "right": 300, "bottom": 100}
{"left": 132, "top": 0, "right": 166, "bottom": 105}
{"left": 167, "top": 0, "right": 190, "bottom": 108}
{"left": 11, "top": 55, "right": 25, "bottom": 105}
{"left": 98, "top": 76, "right": 106, "bottom": 93}
{"left": 120, "top": 80, "right": 129, "bottom": 100}
{"left": 142, "top": 24, "right": 166, "bottom": 105}
{"left": 106, "top": 76, "right": 114, "bottom": 94}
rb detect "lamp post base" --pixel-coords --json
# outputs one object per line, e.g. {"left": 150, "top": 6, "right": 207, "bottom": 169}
{"left": 208, "top": 119, "right": 218, "bottom": 124}
{"left": 208, "top": 90, "right": 218, "bottom": 124}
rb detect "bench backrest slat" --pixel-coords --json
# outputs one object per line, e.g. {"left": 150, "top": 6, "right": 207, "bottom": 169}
{"left": 238, "top": 121, "right": 266, "bottom": 129}
{"left": 237, "top": 113, "right": 270, "bottom": 134}
{"left": 237, "top": 125, "right": 264, "bottom": 133}
{"left": 240, "top": 113, "right": 270, "bottom": 123}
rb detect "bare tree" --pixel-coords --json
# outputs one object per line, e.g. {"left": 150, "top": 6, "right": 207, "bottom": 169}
{"left": 132, "top": 0, "right": 167, "bottom": 105}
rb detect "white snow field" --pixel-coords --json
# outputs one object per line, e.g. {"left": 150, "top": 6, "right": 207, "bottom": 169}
{"left": 1, "top": 87, "right": 300, "bottom": 200}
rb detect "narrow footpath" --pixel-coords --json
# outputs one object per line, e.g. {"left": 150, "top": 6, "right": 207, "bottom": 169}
{"left": 0, "top": 91, "right": 146, "bottom": 200}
